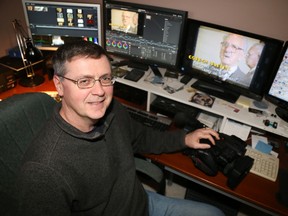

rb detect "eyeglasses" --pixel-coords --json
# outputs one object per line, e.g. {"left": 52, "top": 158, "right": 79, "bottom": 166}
{"left": 221, "top": 42, "right": 244, "bottom": 52}
{"left": 246, "top": 52, "right": 259, "bottom": 57}
{"left": 58, "top": 75, "right": 115, "bottom": 89}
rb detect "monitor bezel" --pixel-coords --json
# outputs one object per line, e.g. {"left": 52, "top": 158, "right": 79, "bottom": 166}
{"left": 265, "top": 41, "right": 288, "bottom": 111}
{"left": 180, "top": 19, "right": 284, "bottom": 102}
{"left": 103, "top": 1, "right": 188, "bottom": 70}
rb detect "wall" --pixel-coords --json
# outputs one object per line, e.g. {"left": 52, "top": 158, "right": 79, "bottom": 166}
{"left": 0, "top": 0, "right": 287, "bottom": 57}
{"left": 119, "top": 0, "right": 287, "bottom": 41}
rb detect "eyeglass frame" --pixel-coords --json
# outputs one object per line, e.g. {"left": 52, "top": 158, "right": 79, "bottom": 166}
{"left": 220, "top": 41, "right": 244, "bottom": 52}
{"left": 57, "top": 74, "right": 116, "bottom": 89}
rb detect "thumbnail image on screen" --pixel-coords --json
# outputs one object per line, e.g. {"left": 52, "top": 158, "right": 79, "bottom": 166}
{"left": 190, "top": 26, "right": 264, "bottom": 88}
{"left": 110, "top": 9, "right": 138, "bottom": 35}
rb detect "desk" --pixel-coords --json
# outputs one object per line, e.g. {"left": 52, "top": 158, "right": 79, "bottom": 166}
{"left": 146, "top": 137, "right": 288, "bottom": 216}
{"left": 0, "top": 74, "right": 56, "bottom": 100}
{"left": 1, "top": 77, "right": 288, "bottom": 216}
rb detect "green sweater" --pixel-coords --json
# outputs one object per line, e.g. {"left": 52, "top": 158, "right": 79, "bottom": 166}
{"left": 17, "top": 99, "right": 186, "bottom": 216}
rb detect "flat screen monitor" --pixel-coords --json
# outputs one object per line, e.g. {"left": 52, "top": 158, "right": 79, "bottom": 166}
{"left": 180, "top": 19, "right": 284, "bottom": 103}
{"left": 22, "top": 0, "right": 102, "bottom": 51}
{"left": 265, "top": 42, "right": 288, "bottom": 122}
{"left": 104, "top": 1, "right": 187, "bottom": 70}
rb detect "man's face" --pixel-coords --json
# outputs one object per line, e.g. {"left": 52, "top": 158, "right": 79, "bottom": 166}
{"left": 122, "top": 11, "right": 132, "bottom": 26}
{"left": 246, "top": 46, "right": 260, "bottom": 69}
{"left": 193, "top": 94, "right": 213, "bottom": 106}
{"left": 54, "top": 55, "right": 113, "bottom": 130}
{"left": 220, "top": 34, "right": 245, "bottom": 67}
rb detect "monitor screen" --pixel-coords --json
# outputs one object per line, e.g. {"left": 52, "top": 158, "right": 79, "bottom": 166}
{"left": 104, "top": 1, "right": 187, "bottom": 70}
{"left": 181, "top": 19, "right": 283, "bottom": 103}
{"left": 22, "top": 0, "right": 102, "bottom": 51}
{"left": 266, "top": 42, "right": 288, "bottom": 122}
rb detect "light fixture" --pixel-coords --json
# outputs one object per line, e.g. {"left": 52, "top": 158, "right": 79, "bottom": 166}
{"left": 12, "top": 19, "right": 45, "bottom": 87}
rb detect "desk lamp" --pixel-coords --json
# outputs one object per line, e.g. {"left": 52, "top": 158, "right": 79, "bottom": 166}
{"left": 12, "top": 19, "right": 44, "bottom": 87}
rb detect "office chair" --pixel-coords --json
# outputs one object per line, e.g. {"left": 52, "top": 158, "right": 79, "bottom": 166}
{"left": 0, "top": 92, "right": 165, "bottom": 215}
{"left": 0, "top": 92, "right": 55, "bottom": 215}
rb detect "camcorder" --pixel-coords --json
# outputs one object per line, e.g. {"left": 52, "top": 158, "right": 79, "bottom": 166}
{"left": 183, "top": 133, "right": 254, "bottom": 189}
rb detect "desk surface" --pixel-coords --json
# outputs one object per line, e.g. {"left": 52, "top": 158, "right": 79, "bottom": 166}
{"left": 1, "top": 76, "right": 288, "bottom": 215}
{"left": 146, "top": 139, "right": 288, "bottom": 216}
{"left": 0, "top": 74, "right": 56, "bottom": 100}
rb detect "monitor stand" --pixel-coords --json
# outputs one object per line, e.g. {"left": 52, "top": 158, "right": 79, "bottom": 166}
{"left": 111, "top": 60, "right": 129, "bottom": 67}
{"left": 275, "top": 106, "right": 288, "bottom": 123}
{"left": 191, "top": 80, "right": 240, "bottom": 104}
{"left": 111, "top": 58, "right": 149, "bottom": 71}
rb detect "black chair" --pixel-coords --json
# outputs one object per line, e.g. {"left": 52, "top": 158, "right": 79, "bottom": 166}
{"left": 0, "top": 92, "right": 55, "bottom": 215}
{"left": 0, "top": 92, "right": 165, "bottom": 215}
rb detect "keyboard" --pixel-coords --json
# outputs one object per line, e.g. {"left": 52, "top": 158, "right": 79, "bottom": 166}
{"left": 124, "top": 105, "right": 172, "bottom": 131}
{"left": 245, "top": 146, "right": 279, "bottom": 181}
{"left": 150, "top": 96, "right": 200, "bottom": 119}
{"left": 124, "top": 69, "right": 145, "bottom": 82}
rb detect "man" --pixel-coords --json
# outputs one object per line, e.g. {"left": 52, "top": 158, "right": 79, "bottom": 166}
{"left": 242, "top": 42, "right": 264, "bottom": 86}
{"left": 17, "top": 41, "right": 224, "bottom": 216}
{"left": 119, "top": 10, "right": 137, "bottom": 34}
{"left": 246, "top": 43, "right": 264, "bottom": 74}
{"left": 213, "top": 34, "right": 247, "bottom": 83}
{"left": 191, "top": 92, "right": 214, "bottom": 108}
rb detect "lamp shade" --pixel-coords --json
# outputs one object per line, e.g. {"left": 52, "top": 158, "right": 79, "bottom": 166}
{"left": 25, "top": 39, "right": 43, "bottom": 62}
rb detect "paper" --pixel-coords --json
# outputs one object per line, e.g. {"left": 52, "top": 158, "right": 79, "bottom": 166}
{"left": 236, "top": 95, "right": 251, "bottom": 108}
{"left": 222, "top": 120, "right": 251, "bottom": 141}
{"left": 251, "top": 135, "right": 268, "bottom": 149}
{"left": 197, "top": 112, "right": 219, "bottom": 129}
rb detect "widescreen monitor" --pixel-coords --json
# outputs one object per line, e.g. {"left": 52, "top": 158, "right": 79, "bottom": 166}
{"left": 22, "top": 0, "right": 102, "bottom": 51}
{"left": 180, "top": 19, "right": 284, "bottom": 103}
{"left": 266, "top": 42, "right": 288, "bottom": 122}
{"left": 104, "top": 1, "right": 187, "bottom": 70}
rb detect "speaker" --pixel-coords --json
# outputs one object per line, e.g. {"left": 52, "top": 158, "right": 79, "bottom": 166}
{"left": 0, "top": 65, "right": 16, "bottom": 93}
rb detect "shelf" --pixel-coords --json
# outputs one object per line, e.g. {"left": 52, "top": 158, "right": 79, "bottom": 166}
{"left": 114, "top": 66, "right": 288, "bottom": 139}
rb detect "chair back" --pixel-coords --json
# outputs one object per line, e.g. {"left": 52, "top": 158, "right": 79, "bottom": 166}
{"left": 0, "top": 92, "right": 56, "bottom": 214}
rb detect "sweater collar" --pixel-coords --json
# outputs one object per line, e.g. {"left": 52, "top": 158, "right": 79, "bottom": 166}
{"left": 53, "top": 101, "right": 115, "bottom": 140}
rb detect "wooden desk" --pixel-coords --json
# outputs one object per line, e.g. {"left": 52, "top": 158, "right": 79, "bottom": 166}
{"left": 2, "top": 77, "right": 288, "bottom": 215}
{"left": 146, "top": 137, "right": 288, "bottom": 216}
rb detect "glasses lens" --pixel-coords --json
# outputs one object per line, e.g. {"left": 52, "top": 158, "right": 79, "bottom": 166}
{"left": 78, "top": 78, "right": 94, "bottom": 88}
{"left": 100, "top": 76, "right": 115, "bottom": 86}
{"left": 221, "top": 42, "right": 242, "bottom": 52}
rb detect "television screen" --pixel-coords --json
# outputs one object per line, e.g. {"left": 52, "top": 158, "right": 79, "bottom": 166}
{"left": 22, "top": 0, "right": 102, "bottom": 51}
{"left": 104, "top": 1, "right": 187, "bottom": 70}
{"left": 266, "top": 42, "right": 288, "bottom": 122}
{"left": 181, "top": 19, "right": 284, "bottom": 103}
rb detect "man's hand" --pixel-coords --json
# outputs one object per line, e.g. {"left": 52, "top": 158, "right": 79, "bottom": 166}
{"left": 185, "top": 128, "right": 220, "bottom": 149}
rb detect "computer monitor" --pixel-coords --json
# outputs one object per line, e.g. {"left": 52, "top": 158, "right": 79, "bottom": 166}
{"left": 265, "top": 42, "right": 288, "bottom": 122}
{"left": 22, "top": 0, "right": 102, "bottom": 51}
{"left": 180, "top": 19, "right": 284, "bottom": 103}
{"left": 104, "top": 1, "right": 187, "bottom": 70}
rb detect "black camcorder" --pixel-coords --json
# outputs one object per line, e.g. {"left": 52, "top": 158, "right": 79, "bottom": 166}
{"left": 183, "top": 133, "right": 254, "bottom": 189}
